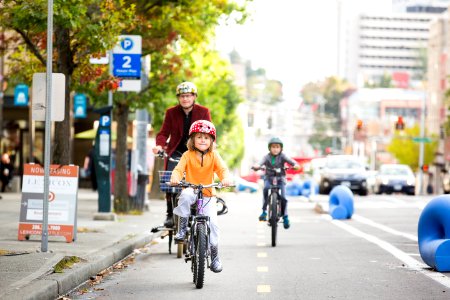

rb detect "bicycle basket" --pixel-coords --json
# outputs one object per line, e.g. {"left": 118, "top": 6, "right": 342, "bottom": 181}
{"left": 158, "top": 170, "right": 183, "bottom": 193}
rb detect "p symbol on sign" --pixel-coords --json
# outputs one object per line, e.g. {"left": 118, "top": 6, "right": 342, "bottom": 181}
{"left": 100, "top": 115, "right": 111, "bottom": 127}
{"left": 121, "top": 38, "right": 134, "bottom": 51}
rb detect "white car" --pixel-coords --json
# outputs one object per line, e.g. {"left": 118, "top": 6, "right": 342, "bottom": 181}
{"left": 374, "top": 164, "right": 415, "bottom": 195}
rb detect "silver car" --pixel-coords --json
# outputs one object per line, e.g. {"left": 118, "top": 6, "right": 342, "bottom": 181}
{"left": 374, "top": 164, "right": 416, "bottom": 195}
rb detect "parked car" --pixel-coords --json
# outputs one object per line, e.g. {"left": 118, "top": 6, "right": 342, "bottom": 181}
{"left": 374, "top": 164, "right": 415, "bottom": 195}
{"left": 319, "top": 155, "right": 368, "bottom": 196}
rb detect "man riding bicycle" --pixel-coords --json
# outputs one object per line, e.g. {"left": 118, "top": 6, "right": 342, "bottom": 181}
{"left": 152, "top": 82, "right": 212, "bottom": 228}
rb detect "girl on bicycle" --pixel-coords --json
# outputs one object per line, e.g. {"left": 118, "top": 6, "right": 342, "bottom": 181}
{"left": 252, "top": 137, "right": 299, "bottom": 229}
{"left": 170, "top": 120, "right": 232, "bottom": 273}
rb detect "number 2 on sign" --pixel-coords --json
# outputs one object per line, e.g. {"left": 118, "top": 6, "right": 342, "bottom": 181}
{"left": 122, "top": 56, "right": 131, "bottom": 68}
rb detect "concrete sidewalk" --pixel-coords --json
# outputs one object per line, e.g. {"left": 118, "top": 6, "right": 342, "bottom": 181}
{"left": 0, "top": 189, "right": 166, "bottom": 300}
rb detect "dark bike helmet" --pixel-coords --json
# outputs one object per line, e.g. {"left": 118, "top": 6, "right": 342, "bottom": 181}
{"left": 268, "top": 137, "right": 283, "bottom": 150}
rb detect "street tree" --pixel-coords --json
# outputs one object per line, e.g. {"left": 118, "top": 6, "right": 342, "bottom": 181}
{"left": 301, "top": 76, "right": 351, "bottom": 153}
{"left": 387, "top": 125, "right": 437, "bottom": 171}
{"left": 0, "top": 0, "right": 135, "bottom": 165}
{"left": 103, "top": 0, "right": 249, "bottom": 212}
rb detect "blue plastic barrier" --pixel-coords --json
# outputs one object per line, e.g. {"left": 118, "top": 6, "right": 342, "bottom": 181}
{"left": 328, "top": 185, "right": 354, "bottom": 219}
{"left": 286, "top": 181, "right": 303, "bottom": 196}
{"left": 418, "top": 195, "right": 450, "bottom": 271}
{"left": 301, "top": 179, "right": 316, "bottom": 197}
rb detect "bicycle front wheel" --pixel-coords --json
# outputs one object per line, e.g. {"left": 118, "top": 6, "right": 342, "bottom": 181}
{"left": 194, "top": 223, "right": 207, "bottom": 289}
{"left": 269, "top": 193, "right": 278, "bottom": 247}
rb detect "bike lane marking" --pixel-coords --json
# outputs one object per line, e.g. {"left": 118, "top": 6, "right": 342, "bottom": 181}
{"left": 331, "top": 219, "right": 450, "bottom": 289}
{"left": 352, "top": 214, "right": 418, "bottom": 242}
{"left": 257, "top": 285, "right": 271, "bottom": 293}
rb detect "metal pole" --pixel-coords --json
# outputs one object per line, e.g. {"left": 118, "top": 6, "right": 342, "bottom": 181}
{"left": 0, "top": 28, "right": 4, "bottom": 148}
{"left": 41, "top": 0, "right": 53, "bottom": 252}
{"left": 418, "top": 91, "right": 426, "bottom": 195}
{"left": 108, "top": 50, "right": 113, "bottom": 208}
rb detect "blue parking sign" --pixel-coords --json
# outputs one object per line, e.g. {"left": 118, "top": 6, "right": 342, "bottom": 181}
{"left": 14, "top": 84, "right": 29, "bottom": 106}
{"left": 112, "top": 35, "right": 142, "bottom": 92}
{"left": 113, "top": 54, "right": 141, "bottom": 78}
{"left": 74, "top": 93, "right": 87, "bottom": 118}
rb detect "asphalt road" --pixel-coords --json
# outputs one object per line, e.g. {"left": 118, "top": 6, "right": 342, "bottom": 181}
{"left": 67, "top": 192, "right": 450, "bottom": 300}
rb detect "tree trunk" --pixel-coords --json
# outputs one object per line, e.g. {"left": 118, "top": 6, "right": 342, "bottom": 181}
{"left": 114, "top": 102, "right": 129, "bottom": 213}
{"left": 53, "top": 26, "right": 73, "bottom": 165}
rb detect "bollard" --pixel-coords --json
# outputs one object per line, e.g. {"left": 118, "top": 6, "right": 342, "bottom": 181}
{"left": 418, "top": 195, "right": 450, "bottom": 271}
{"left": 328, "top": 185, "right": 354, "bottom": 219}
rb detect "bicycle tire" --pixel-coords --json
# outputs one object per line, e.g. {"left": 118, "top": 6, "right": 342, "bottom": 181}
{"left": 194, "top": 223, "right": 207, "bottom": 289}
{"left": 270, "top": 193, "right": 278, "bottom": 247}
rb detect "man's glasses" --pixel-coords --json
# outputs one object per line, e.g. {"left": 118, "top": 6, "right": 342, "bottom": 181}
{"left": 178, "top": 93, "right": 195, "bottom": 99}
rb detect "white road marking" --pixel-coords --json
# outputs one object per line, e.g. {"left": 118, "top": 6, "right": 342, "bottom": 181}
{"left": 256, "top": 242, "right": 266, "bottom": 247}
{"left": 332, "top": 219, "right": 450, "bottom": 289}
{"left": 257, "top": 252, "right": 267, "bottom": 258}
{"left": 353, "top": 214, "right": 418, "bottom": 242}
{"left": 257, "top": 285, "right": 271, "bottom": 293}
{"left": 257, "top": 266, "right": 269, "bottom": 272}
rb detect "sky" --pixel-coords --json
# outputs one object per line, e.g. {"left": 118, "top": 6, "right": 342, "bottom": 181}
{"left": 215, "top": 0, "right": 392, "bottom": 100}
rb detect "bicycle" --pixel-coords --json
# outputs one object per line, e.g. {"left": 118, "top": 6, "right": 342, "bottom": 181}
{"left": 151, "top": 151, "right": 229, "bottom": 258}
{"left": 253, "top": 165, "right": 291, "bottom": 247}
{"left": 169, "top": 180, "right": 233, "bottom": 289}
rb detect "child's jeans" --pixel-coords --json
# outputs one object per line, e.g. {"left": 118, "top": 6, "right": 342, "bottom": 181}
{"left": 173, "top": 187, "right": 219, "bottom": 246}
{"left": 262, "top": 178, "right": 288, "bottom": 216}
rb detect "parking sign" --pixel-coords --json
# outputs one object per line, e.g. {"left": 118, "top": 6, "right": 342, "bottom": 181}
{"left": 113, "top": 35, "right": 142, "bottom": 92}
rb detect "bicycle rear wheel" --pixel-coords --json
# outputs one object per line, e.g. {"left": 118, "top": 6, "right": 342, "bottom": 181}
{"left": 194, "top": 223, "right": 207, "bottom": 289}
{"left": 269, "top": 193, "right": 278, "bottom": 247}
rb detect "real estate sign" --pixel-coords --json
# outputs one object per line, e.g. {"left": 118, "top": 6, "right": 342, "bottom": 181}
{"left": 18, "top": 164, "right": 79, "bottom": 242}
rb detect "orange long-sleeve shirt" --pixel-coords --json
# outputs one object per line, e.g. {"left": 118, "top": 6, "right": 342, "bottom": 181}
{"left": 171, "top": 150, "right": 230, "bottom": 197}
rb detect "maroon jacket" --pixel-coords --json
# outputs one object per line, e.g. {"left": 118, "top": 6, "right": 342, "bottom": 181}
{"left": 155, "top": 104, "right": 211, "bottom": 159}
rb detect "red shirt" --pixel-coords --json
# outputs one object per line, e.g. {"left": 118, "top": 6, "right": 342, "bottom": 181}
{"left": 156, "top": 104, "right": 211, "bottom": 159}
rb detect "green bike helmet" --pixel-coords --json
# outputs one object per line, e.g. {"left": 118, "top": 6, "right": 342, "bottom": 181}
{"left": 268, "top": 137, "right": 283, "bottom": 150}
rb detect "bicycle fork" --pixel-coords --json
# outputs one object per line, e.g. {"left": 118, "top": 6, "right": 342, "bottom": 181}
{"left": 185, "top": 216, "right": 211, "bottom": 263}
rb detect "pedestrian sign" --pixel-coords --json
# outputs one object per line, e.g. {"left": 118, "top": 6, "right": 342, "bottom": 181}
{"left": 113, "top": 35, "right": 142, "bottom": 92}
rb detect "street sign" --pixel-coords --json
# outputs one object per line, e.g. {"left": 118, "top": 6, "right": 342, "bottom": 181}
{"left": 14, "top": 84, "right": 29, "bottom": 106}
{"left": 32, "top": 73, "right": 65, "bottom": 121}
{"left": 113, "top": 35, "right": 142, "bottom": 92}
{"left": 412, "top": 137, "right": 432, "bottom": 143}
{"left": 73, "top": 93, "right": 87, "bottom": 118}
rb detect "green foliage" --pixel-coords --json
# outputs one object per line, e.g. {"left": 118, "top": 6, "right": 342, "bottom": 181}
{"left": 364, "top": 73, "right": 394, "bottom": 88}
{"left": 301, "top": 76, "right": 350, "bottom": 152}
{"left": 386, "top": 125, "right": 438, "bottom": 171}
{"left": 300, "top": 76, "right": 351, "bottom": 117}
{"left": 53, "top": 256, "right": 81, "bottom": 273}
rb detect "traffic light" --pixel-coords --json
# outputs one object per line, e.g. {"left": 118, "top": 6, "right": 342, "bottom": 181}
{"left": 421, "top": 164, "right": 429, "bottom": 172}
{"left": 356, "top": 119, "right": 363, "bottom": 131}
{"left": 395, "top": 116, "right": 405, "bottom": 130}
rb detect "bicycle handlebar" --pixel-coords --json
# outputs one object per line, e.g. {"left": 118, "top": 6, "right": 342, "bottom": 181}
{"left": 252, "top": 165, "right": 293, "bottom": 173}
{"left": 157, "top": 150, "right": 180, "bottom": 163}
{"left": 165, "top": 181, "right": 235, "bottom": 189}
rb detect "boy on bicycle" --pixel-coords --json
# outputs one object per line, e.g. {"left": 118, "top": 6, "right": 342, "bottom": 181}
{"left": 170, "top": 120, "right": 233, "bottom": 273}
{"left": 252, "top": 137, "right": 299, "bottom": 229}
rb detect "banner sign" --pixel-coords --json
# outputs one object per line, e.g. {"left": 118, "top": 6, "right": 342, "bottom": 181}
{"left": 18, "top": 164, "right": 79, "bottom": 242}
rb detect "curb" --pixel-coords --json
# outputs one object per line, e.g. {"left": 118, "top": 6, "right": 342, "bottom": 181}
{"left": 2, "top": 231, "right": 160, "bottom": 300}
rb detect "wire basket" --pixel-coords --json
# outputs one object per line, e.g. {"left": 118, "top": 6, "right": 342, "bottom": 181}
{"left": 158, "top": 170, "right": 183, "bottom": 193}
